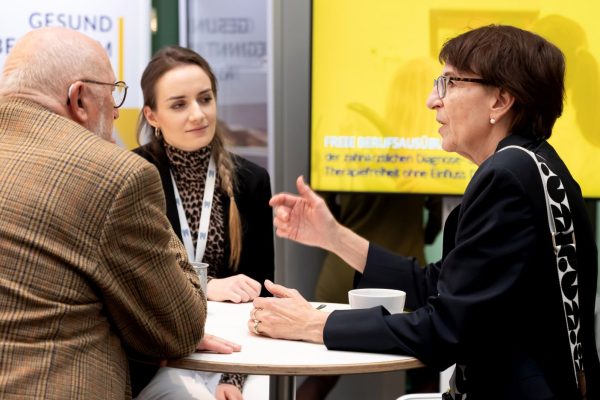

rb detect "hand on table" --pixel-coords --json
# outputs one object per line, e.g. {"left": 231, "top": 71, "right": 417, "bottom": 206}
{"left": 215, "top": 383, "right": 242, "bottom": 400}
{"left": 157, "top": 334, "right": 240, "bottom": 366}
{"left": 248, "top": 280, "right": 329, "bottom": 344}
{"left": 207, "top": 274, "right": 261, "bottom": 303}
{"left": 269, "top": 176, "right": 339, "bottom": 251}
{"left": 196, "top": 333, "right": 241, "bottom": 353}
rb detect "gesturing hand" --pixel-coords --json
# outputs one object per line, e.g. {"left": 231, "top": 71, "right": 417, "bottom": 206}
{"left": 269, "top": 176, "right": 339, "bottom": 251}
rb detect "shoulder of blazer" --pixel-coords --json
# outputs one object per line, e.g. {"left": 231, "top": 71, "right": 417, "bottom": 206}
{"left": 231, "top": 154, "right": 271, "bottom": 191}
{"left": 132, "top": 143, "right": 168, "bottom": 168}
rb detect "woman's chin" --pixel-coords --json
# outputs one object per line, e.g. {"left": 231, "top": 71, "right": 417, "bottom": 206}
{"left": 440, "top": 138, "right": 454, "bottom": 153}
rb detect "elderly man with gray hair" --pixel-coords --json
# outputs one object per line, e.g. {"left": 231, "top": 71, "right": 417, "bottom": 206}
{"left": 0, "top": 27, "right": 237, "bottom": 400}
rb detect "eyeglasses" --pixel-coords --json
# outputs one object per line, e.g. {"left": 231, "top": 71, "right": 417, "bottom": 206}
{"left": 66, "top": 79, "right": 128, "bottom": 108}
{"left": 433, "top": 76, "right": 490, "bottom": 99}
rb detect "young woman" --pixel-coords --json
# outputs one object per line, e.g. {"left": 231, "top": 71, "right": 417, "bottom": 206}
{"left": 132, "top": 45, "right": 274, "bottom": 400}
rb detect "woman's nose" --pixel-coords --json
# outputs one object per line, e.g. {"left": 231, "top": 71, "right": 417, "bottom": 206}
{"left": 426, "top": 86, "right": 442, "bottom": 109}
{"left": 189, "top": 102, "right": 205, "bottom": 121}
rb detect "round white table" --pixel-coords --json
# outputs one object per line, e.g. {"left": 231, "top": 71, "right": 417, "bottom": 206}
{"left": 168, "top": 301, "right": 423, "bottom": 400}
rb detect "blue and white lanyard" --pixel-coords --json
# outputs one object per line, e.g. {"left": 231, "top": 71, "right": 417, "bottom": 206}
{"left": 170, "top": 156, "right": 217, "bottom": 263}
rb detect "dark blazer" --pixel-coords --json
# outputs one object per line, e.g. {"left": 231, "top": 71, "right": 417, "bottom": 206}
{"left": 324, "top": 134, "right": 599, "bottom": 399}
{"left": 133, "top": 143, "right": 275, "bottom": 296}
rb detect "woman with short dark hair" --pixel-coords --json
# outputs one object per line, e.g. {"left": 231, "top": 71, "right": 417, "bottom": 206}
{"left": 256, "top": 25, "right": 600, "bottom": 399}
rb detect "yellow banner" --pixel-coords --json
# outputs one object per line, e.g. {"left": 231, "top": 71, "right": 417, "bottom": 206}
{"left": 311, "top": 0, "right": 600, "bottom": 197}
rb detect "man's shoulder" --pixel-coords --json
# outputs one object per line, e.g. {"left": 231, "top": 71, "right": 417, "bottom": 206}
{"left": 3, "top": 98, "right": 155, "bottom": 185}
{"left": 0, "top": 98, "right": 74, "bottom": 132}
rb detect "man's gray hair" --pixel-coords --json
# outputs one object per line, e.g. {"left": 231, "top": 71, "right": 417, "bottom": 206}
{"left": 0, "top": 28, "right": 105, "bottom": 101}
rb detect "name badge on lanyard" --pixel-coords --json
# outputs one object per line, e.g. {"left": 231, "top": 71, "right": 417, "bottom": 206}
{"left": 170, "top": 156, "right": 216, "bottom": 263}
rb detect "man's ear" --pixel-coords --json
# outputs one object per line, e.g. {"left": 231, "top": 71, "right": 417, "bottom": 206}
{"left": 66, "top": 82, "right": 88, "bottom": 124}
{"left": 143, "top": 105, "right": 158, "bottom": 128}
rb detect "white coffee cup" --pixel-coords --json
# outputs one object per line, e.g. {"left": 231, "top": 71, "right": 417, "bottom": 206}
{"left": 348, "top": 288, "right": 406, "bottom": 314}
{"left": 190, "top": 262, "right": 208, "bottom": 295}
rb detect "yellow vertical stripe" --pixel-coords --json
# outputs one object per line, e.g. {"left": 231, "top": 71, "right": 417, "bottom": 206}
{"left": 118, "top": 17, "right": 124, "bottom": 81}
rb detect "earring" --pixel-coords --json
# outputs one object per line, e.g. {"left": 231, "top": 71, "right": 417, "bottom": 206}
{"left": 154, "top": 126, "right": 161, "bottom": 138}
{"left": 490, "top": 117, "right": 496, "bottom": 125}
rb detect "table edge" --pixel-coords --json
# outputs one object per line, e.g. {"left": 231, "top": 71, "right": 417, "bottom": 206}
{"left": 167, "top": 358, "right": 424, "bottom": 375}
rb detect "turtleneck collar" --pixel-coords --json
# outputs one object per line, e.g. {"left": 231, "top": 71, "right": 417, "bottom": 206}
{"left": 164, "top": 142, "right": 213, "bottom": 178}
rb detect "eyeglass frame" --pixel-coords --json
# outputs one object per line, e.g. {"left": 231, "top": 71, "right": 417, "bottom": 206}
{"left": 433, "top": 75, "right": 490, "bottom": 99}
{"left": 66, "top": 79, "right": 129, "bottom": 109}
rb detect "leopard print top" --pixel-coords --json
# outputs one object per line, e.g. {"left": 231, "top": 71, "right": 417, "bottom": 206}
{"left": 165, "top": 143, "right": 246, "bottom": 391}
{"left": 166, "top": 143, "right": 226, "bottom": 274}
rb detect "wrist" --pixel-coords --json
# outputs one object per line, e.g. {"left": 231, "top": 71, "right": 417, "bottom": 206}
{"left": 305, "top": 310, "right": 329, "bottom": 344}
{"left": 323, "top": 220, "right": 344, "bottom": 253}
{"left": 206, "top": 278, "right": 216, "bottom": 300}
{"left": 327, "top": 225, "right": 369, "bottom": 273}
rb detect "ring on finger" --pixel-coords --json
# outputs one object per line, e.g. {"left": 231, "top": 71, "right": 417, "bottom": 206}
{"left": 253, "top": 319, "right": 262, "bottom": 335}
{"left": 251, "top": 307, "right": 262, "bottom": 320}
